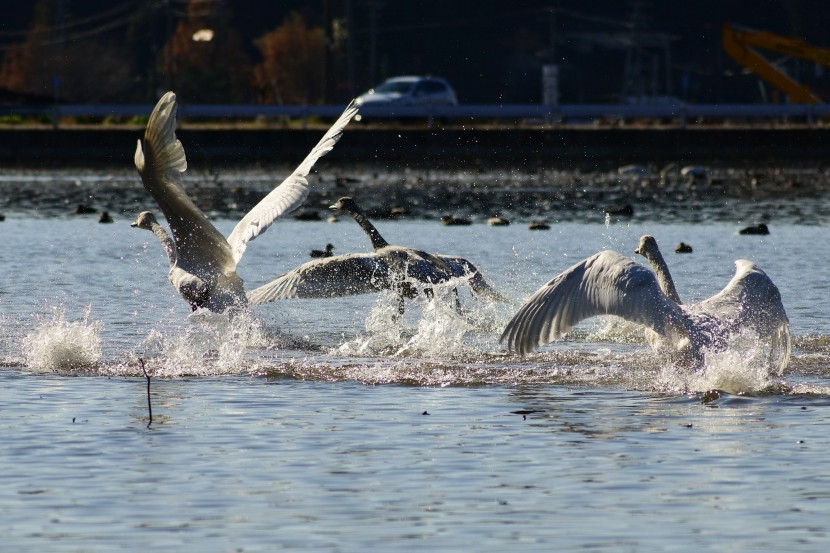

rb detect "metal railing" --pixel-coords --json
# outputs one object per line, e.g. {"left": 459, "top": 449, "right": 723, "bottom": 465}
{"left": 3, "top": 102, "right": 830, "bottom": 127}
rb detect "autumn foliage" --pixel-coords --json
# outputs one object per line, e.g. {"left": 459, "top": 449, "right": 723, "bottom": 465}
{"left": 161, "top": 0, "right": 252, "bottom": 103}
{"left": 0, "top": 1, "right": 332, "bottom": 105}
{"left": 253, "top": 12, "right": 326, "bottom": 105}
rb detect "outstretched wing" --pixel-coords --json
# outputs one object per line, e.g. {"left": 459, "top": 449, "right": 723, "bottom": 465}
{"left": 697, "top": 259, "right": 790, "bottom": 336}
{"left": 226, "top": 101, "right": 359, "bottom": 264}
{"left": 500, "top": 250, "right": 681, "bottom": 356}
{"left": 247, "top": 253, "right": 391, "bottom": 304}
{"left": 134, "top": 91, "right": 235, "bottom": 274}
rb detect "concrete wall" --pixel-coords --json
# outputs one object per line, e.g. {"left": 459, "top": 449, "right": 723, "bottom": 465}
{"left": 2, "top": 126, "right": 829, "bottom": 168}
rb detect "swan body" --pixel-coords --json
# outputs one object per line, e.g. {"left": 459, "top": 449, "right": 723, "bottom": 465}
{"left": 133, "top": 91, "right": 358, "bottom": 312}
{"left": 248, "top": 197, "right": 504, "bottom": 306}
{"left": 501, "top": 236, "right": 790, "bottom": 372}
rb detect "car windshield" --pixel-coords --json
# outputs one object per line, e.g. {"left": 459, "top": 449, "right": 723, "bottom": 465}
{"left": 373, "top": 80, "right": 416, "bottom": 94}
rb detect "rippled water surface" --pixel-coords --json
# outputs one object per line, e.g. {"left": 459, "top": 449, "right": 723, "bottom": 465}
{"left": 2, "top": 167, "right": 830, "bottom": 551}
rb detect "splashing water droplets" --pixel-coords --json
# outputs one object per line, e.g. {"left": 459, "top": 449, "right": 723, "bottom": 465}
{"left": 22, "top": 307, "right": 102, "bottom": 372}
{"left": 135, "top": 310, "right": 268, "bottom": 377}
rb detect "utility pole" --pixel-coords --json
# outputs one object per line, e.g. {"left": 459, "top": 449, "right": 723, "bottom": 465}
{"left": 367, "top": 0, "right": 383, "bottom": 85}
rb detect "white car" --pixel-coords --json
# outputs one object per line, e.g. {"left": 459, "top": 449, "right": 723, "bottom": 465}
{"left": 356, "top": 76, "right": 458, "bottom": 106}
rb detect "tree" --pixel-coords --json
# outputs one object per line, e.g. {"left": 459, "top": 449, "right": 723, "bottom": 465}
{"left": 0, "top": 0, "right": 134, "bottom": 103}
{"left": 253, "top": 12, "right": 325, "bottom": 105}
{"left": 161, "top": 0, "right": 253, "bottom": 103}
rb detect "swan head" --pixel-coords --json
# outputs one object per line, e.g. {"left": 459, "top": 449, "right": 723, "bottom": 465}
{"left": 634, "top": 235, "right": 660, "bottom": 259}
{"left": 131, "top": 211, "right": 160, "bottom": 230}
{"left": 330, "top": 196, "right": 360, "bottom": 214}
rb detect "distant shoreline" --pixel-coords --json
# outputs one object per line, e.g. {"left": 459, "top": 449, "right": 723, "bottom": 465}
{"left": 2, "top": 125, "right": 829, "bottom": 168}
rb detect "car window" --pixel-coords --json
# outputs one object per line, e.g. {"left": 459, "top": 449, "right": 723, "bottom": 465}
{"left": 419, "top": 81, "right": 448, "bottom": 95}
{"left": 374, "top": 81, "right": 415, "bottom": 94}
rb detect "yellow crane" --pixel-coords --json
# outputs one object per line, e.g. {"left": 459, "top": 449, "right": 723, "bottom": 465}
{"left": 722, "top": 23, "right": 830, "bottom": 104}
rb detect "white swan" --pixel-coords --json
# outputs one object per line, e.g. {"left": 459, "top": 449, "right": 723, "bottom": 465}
{"left": 247, "top": 196, "right": 505, "bottom": 311}
{"left": 501, "top": 235, "right": 790, "bottom": 372}
{"left": 132, "top": 91, "right": 358, "bottom": 312}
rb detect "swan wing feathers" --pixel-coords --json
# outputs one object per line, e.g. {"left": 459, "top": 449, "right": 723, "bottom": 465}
{"left": 247, "top": 253, "right": 391, "bottom": 304}
{"left": 696, "top": 259, "right": 789, "bottom": 335}
{"left": 501, "top": 250, "right": 679, "bottom": 355}
{"left": 226, "top": 101, "right": 359, "bottom": 264}
{"left": 135, "top": 92, "right": 236, "bottom": 274}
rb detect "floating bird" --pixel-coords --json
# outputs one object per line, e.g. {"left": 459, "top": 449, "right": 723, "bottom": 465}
{"left": 294, "top": 210, "right": 322, "bottom": 221}
{"left": 739, "top": 223, "right": 770, "bottom": 235}
{"left": 248, "top": 197, "right": 505, "bottom": 312}
{"left": 528, "top": 221, "right": 550, "bottom": 231}
{"left": 441, "top": 215, "right": 472, "bottom": 226}
{"left": 674, "top": 242, "right": 693, "bottom": 254}
{"left": 501, "top": 235, "right": 790, "bottom": 373}
{"left": 132, "top": 91, "right": 358, "bottom": 312}
{"left": 487, "top": 216, "right": 510, "bottom": 227}
{"left": 605, "top": 204, "right": 634, "bottom": 217}
{"left": 310, "top": 243, "right": 335, "bottom": 258}
{"left": 98, "top": 211, "right": 114, "bottom": 224}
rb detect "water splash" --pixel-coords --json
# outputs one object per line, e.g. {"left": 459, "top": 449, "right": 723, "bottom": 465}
{"left": 21, "top": 306, "right": 102, "bottom": 372}
{"left": 336, "top": 283, "right": 483, "bottom": 359}
{"left": 132, "top": 310, "right": 269, "bottom": 377}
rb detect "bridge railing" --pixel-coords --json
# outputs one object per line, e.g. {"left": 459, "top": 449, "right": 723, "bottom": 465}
{"left": 3, "top": 102, "right": 830, "bottom": 127}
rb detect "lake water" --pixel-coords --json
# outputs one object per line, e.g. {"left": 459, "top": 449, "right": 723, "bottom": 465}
{"left": 2, "top": 167, "right": 830, "bottom": 551}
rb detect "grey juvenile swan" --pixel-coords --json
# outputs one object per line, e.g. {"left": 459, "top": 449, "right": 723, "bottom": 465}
{"left": 501, "top": 235, "right": 790, "bottom": 372}
{"left": 247, "top": 197, "right": 505, "bottom": 312}
{"left": 132, "top": 91, "right": 358, "bottom": 312}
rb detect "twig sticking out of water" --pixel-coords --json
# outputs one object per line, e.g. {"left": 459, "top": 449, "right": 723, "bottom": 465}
{"left": 139, "top": 358, "right": 152, "bottom": 428}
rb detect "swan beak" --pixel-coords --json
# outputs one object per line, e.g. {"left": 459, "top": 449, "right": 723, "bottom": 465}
{"left": 329, "top": 204, "right": 337, "bottom": 210}
{"left": 130, "top": 222, "right": 138, "bottom": 227}
{"left": 634, "top": 247, "right": 642, "bottom": 255}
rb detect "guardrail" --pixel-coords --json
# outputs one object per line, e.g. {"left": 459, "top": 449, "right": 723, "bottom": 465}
{"left": 4, "top": 102, "right": 830, "bottom": 127}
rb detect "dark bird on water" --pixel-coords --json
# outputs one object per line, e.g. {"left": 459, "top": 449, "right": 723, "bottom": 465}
{"left": 310, "top": 243, "right": 335, "bottom": 258}
{"left": 739, "top": 223, "right": 769, "bottom": 235}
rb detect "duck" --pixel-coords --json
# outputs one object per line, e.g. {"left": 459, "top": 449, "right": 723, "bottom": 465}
{"left": 605, "top": 204, "right": 634, "bottom": 217}
{"left": 674, "top": 242, "right": 693, "bottom": 254}
{"left": 310, "top": 243, "right": 335, "bottom": 258}
{"left": 487, "top": 215, "right": 510, "bottom": 227}
{"left": 98, "top": 211, "right": 114, "bottom": 224}
{"left": 441, "top": 215, "right": 472, "bottom": 226}
{"left": 247, "top": 197, "right": 505, "bottom": 312}
{"left": 739, "top": 223, "right": 770, "bottom": 235}
{"left": 528, "top": 221, "right": 550, "bottom": 231}
{"left": 131, "top": 91, "right": 358, "bottom": 312}
{"left": 501, "top": 235, "right": 790, "bottom": 373}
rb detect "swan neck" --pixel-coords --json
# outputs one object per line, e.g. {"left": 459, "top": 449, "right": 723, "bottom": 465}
{"left": 348, "top": 208, "right": 389, "bottom": 250}
{"left": 645, "top": 249, "right": 682, "bottom": 304}
{"left": 150, "top": 221, "right": 177, "bottom": 266}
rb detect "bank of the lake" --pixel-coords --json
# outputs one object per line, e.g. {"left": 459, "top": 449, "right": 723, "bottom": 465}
{"left": 3, "top": 125, "right": 830, "bottom": 168}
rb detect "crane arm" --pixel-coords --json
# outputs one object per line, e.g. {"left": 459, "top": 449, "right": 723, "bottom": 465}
{"left": 722, "top": 23, "right": 824, "bottom": 104}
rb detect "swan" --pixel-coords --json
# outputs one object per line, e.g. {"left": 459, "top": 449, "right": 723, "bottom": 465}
{"left": 132, "top": 91, "right": 358, "bottom": 312}
{"left": 501, "top": 235, "right": 790, "bottom": 372}
{"left": 247, "top": 196, "right": 505, "bottom": 311}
